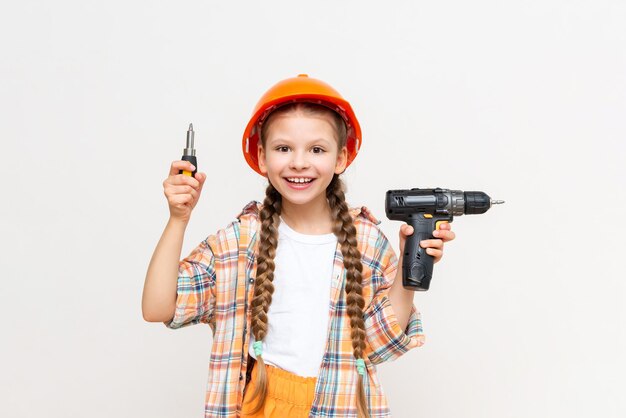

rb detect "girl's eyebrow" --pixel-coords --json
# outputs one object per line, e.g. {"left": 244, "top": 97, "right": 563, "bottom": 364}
{"left": 270, "top": 137, "right": 333, "bottom": 145}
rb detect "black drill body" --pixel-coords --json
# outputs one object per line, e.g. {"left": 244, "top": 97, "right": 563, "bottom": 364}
{"left": 385, "top": 188, "right": 500, "bottom": 291}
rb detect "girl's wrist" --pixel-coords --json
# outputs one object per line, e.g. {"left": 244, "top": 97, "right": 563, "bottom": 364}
{"left": 168, "top": 216, "right": 190, "bottom": 229}
{"left": 390, "top": 274, "right": 414, "bottom": 301}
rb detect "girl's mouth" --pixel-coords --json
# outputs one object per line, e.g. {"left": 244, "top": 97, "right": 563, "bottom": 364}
{"left": 284, "top": 177, "right": 315, "bottom": 189}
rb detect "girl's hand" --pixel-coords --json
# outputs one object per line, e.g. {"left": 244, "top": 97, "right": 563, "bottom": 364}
{"left": 163, "top": 160, "right": 207, "bottom": 222}
{"left": 398, "top": 222, "right": 456, "bottom": 264}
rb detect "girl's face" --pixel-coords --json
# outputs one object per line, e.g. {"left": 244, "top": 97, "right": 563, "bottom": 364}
{"left": 257, "top": 113, "right": 347, "bottom": 208}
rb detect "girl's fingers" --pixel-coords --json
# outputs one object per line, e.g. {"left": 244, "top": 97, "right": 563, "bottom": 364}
{"left": 169, "top": 160, "right": 197, "bottom": 177}
{"left": 165, "top": 173, "right": 201, "bottom": 189}
{"left": 426, "top": 248, "right": 443, "bottom": 262}
{"left": 398, "top": 222, "right": 452, "bottom": 264}
{"left": 420, "top": 238, "right": 444, "bottom": 249}
{"left": 166, "top": 184, "right": 197, "bottom": 194}
{"left": 169, "top": 193, "right": 194, "bottom": 206}
{"left": 400, "top": 224, "right": 414, "bottom": 237}
{"left": 401, "top": 223, "right": 454, "bottom": 253}
{"left": 402, "top": 223, "right": 455, "bottom": 242}
{"left": 398, "top": 224, "right": 414, "bottom": 252}
{"left": 433, "top": 228, "right": 456, "bottom": 242}
{"left": 165, "top": 185, "right": 198, "bottom": 201}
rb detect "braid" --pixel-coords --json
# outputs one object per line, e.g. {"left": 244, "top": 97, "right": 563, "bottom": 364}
{"left": 327, "top": 174, "right": 370, "bottom": 418}
{"left": 245, "top": 182, "right": 281, "bottom": 414}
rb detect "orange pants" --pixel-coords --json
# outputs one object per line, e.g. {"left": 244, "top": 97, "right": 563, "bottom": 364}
{"left": 241, "top": 361, "right": 317, "bottom": 417}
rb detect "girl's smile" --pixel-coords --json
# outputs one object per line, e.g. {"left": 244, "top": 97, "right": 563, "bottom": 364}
{"left": 257, "top": 113, "right": 347, "bottom": 209}
{"left": 284, "top": 177, "right": 315, "bottom": 189}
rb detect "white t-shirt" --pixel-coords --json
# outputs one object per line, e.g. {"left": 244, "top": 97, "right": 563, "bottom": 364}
{"left": 249, "top": 219, "right": 338, "bottom": 377}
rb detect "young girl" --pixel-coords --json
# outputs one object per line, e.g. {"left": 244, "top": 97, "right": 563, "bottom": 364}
{"left": 142, "top": 74, "right": 456, "bottom": 418}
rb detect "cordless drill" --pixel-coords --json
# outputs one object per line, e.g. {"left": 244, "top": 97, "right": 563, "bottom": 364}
{"left": 385, "top": 188, "right": 504, "bottom": 291}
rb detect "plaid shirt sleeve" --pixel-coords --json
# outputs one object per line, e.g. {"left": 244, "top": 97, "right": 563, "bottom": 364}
{"left": 363, "top": 229, "right": 425, "bottom": 365}
{"left": 163, "top": 234, "right": 217, "bottom": 330}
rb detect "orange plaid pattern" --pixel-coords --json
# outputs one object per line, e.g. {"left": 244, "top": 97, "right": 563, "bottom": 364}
{"left": 164, "top": 201, "right": 425, "bottom": 417}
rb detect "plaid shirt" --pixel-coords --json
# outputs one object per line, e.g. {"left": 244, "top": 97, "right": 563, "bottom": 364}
{"left": 164, "top": 201, "right": 425, "bottom": 417}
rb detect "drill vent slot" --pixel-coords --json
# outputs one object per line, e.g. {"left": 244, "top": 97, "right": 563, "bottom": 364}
{"left": 395, "top": 196, "right": 405, "bottom": 206}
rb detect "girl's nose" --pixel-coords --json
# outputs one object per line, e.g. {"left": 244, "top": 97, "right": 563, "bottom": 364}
{"left": 289, "top": 151, "right": 310, "bottom": 170}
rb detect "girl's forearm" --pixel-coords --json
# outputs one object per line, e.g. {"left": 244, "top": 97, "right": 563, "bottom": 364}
{"left": 142, "top": 217, "right": 188, "bottom": 322}
{"left": 388, "top": 273, "right": 415, "bottom": 332}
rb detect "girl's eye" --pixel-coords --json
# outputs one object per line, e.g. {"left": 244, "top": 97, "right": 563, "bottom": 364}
{"left": 312, "top": 147, "right": 324, "bottom": 154}
{"left": 276, "top": 146, "right": 290, "bottom": 152}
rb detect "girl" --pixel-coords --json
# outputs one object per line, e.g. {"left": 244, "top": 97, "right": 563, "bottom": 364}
{"left": 142, "top": 74, "right": 456, "bottom": 417}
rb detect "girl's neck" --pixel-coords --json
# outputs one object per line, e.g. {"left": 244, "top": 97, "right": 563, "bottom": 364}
{"left": 280, "top": 197, "right": 334, "bottom": 235}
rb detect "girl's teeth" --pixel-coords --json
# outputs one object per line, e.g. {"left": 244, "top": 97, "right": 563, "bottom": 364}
{"left": 288, "top": 178, "right": 312, "bottom": 183}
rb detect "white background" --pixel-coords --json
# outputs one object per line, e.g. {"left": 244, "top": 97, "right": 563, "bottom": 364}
{"left": 1, "top": 1, "right": 624, "bottom": 417}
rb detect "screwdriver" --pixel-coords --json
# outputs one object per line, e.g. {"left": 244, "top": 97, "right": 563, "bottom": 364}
{"left": 179, "top": 123, "right": 197, "bottom": 177}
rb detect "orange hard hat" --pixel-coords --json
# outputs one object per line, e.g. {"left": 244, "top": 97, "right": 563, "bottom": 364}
{"left": 242, "top": 74, "right": 362, "bottom": 176}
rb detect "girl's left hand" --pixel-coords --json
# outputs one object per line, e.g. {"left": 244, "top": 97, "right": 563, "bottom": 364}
{"left": 398, "top": 222, "right": 456, "bottom": 264}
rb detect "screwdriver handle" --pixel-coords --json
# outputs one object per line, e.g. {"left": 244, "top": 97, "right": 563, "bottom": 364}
{"left": 179, "top": 155, "right": 197, "bottom": 177}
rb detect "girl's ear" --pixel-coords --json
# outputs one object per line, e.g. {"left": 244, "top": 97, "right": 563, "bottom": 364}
{"left": 335, "top": 146, "right": 348, "bottom": 174}
{"left": 257, "top": 145, "right": 268, "bottom": 175}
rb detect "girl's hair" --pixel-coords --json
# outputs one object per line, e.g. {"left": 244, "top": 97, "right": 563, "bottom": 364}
{"left": 246, "top": 102, "right": 370, "bottom": 418}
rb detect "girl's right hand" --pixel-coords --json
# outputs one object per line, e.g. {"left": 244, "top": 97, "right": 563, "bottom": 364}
{"left": 163, "top": 160, "right": 207, "bottom": 222}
